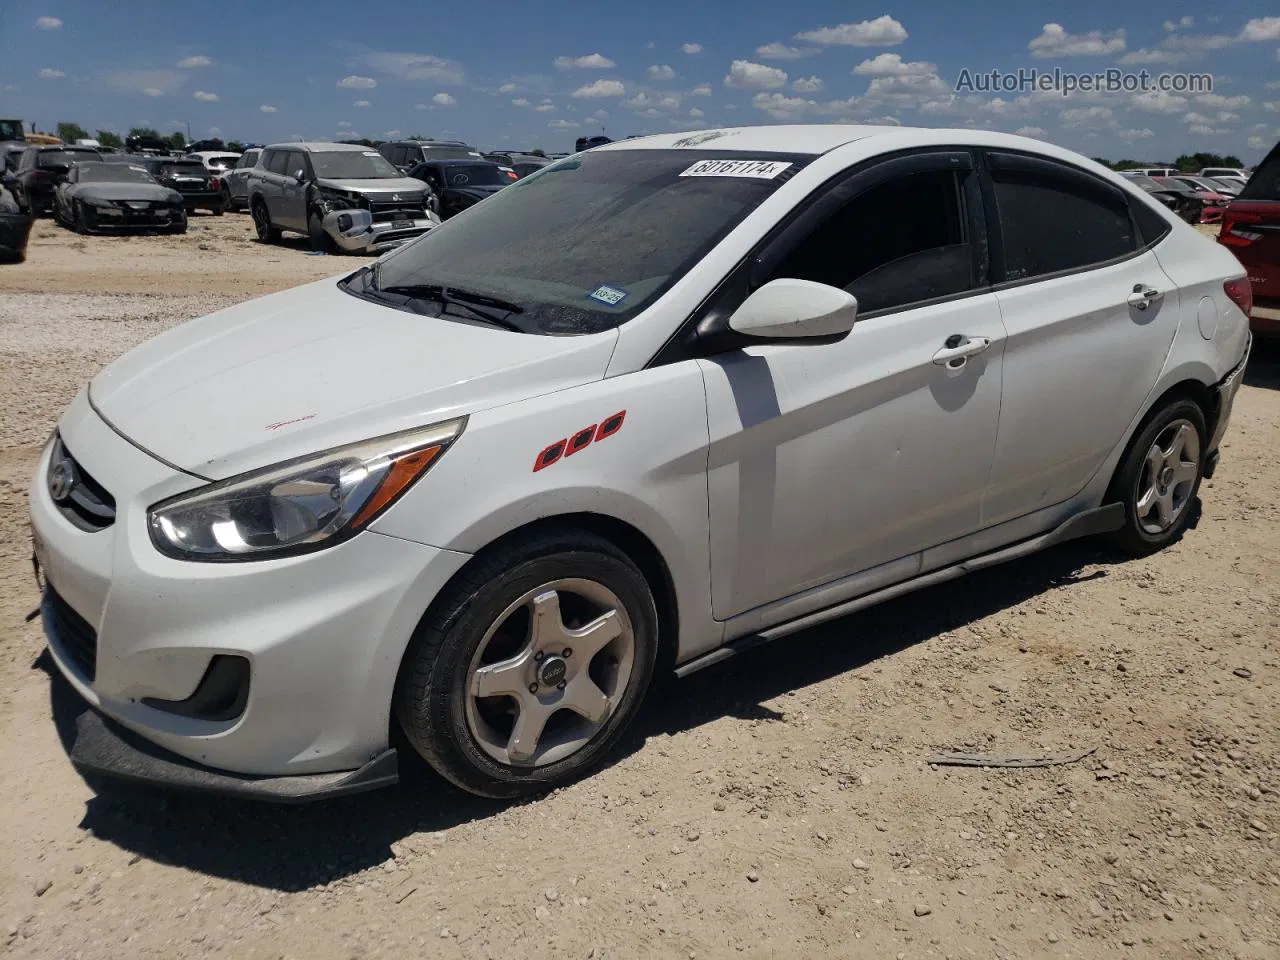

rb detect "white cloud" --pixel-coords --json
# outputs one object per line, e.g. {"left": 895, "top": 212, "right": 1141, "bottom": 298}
{"left": 1015, "top": 125, "right": 1047, "bottom": 137}
{"left": 353, "top": 52, "right": 463, "bottom": 84}
{"left": 725, "top": 60, "right": 787, "bottom": 89}
{"left": 853, "top": 53, "right": 936, "bottom": 77}
{"left": 689, "top": 83, "right": 712, "bottom": 96}
{"left": 1239, "top": 17, "right": 1280, "bottom": 41}
{"left": 1118, "top": 48, "right": 1183, "bottom": 65}
{"left": 1196, "top": 93, "right": 1250, "bottom": 109}
{"left": 535, "top": 103, "right": 557, "bottom": 113}
{"left": 1188, "top": 123, "right": 1228, "bottom": 135}
{"left": 572, "top": 79, "right": 625, "bottom": 99}
{"left": 1248, "top": 134, "right": 1267, "bottom": 148}
{"left": 860, "top": 71, "right": 950, "bottom": 108}
{"left": 624, "top": 91, "right": 681, "bottom": 111}
{"left": 497, "top": 82, "right": 518, "bottom": 93}
{"left": 591, "top": 109, "right": 609, "bottom": 119}
{"left": 432, "top": 92, "right": 456, "bottom": 106}
{"left": 648, "top": 64, "right": 676, "bottom": 81}
{"left": 192, "top": 90, "right": 219, "bottom": 102}
{"left": 792, "top": 76, "right": 823, "bottom": 93}
{"left": 1119, "top": 127, "right": 1155, "bottom": 141}
{"left": 1130, "top": 90, "right": 1188, "bottom": 114}
{"left": 553, "top": 53, "right": 616, "bottom": 70}
{"left": 104, "top": 68, "right": 188, "bottom": 96}
{"left": 755, "top": 42, "right": 817, "bottom": 60}
{"left": 259, "top": 104, "right": 278, "bottom": 113}
{"left": 1163, "top": 16, "right": 1194, "bottom": 31}
{"left": 795, "top": 15, "right": 908, "bottom": 47}
{"left": 383, "top": 129, "right": 401, "bottom": 137}
{"left": 38, "top": 68, "right": 65, "bottom": 79}
{"left": 337, "top": 121, "right": 352, "bottom": 128}
{"left": 1, "top": 84, "right": 19, "bottom": 92}
{"left": 351, "top": 99, "right": 370, "bottom": 108}
{"left": 178, "top": 55, "right": 213, "bottom": 68}
{"left": 689, "top": 107, "right": 705, "bottom": 118}
{"left": 338, "top": 75, "right": 377, "bottom": 89}
{"left": 512, "top": 97, "right": 531, "bottom": 107}
{"left": 143, "top": 88, "right": 164, "bottom": 97}
{"left": 35, "top": 16, "right": 62, "bottom": 29}
{"left": 1028, "top": 24, "right": 1126, "bottom": 58}
{"left": 1059, "top": 105, "right": 1113, "bottom": 126}
{"left": 682, "top": 43, "right": 702, "bottom": 54}
{"left": 1266, "top": 101, "right": 1280, "bottom": 112}
{"left": 549, "top": 119, "right": 580, "bottom": 130}
{"left": 751, "top": 92, "right": 819, "bottom": 120}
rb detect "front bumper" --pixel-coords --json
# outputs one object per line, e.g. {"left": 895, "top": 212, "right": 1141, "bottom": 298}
{"left": 31, "top": 390, "right": 472, "bottom": 796}
{"left": 0, "top": 212, "right": 32, "bottom": 261}
{"left": 323, "top": 208, "right": 439, "bottom": 254}
{"left": 81, "top": 203, "right": 184, "bottom": 232}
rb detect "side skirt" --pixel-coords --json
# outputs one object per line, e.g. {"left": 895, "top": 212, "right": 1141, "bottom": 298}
{"left": 673, "top": 502, "right": 1123, "bottom": 679}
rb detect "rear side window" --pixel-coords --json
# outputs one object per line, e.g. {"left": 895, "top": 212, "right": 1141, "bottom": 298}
{"left": 1239, "top": 146, "right": 1280, "bottom": 201}
{"left": 987, "top": 152, "right": 1138, "bottom": 282}
{"left": 264, "top": 150, "right": 288, "bottom": 174}
{"left": 1128, "top": 195, "right": 1172, "bottom": 248}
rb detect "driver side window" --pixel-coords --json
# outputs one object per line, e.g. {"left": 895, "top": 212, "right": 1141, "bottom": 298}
{"left": 767, "top": 168, "right": 977, "bottom": 316}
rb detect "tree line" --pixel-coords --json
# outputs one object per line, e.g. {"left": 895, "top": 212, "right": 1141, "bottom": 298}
{"left": 54, "top": 121, "right": 247, "bottom": 152}
{"left": 1090, "top": 152, "right": 1246, "bottom": 173}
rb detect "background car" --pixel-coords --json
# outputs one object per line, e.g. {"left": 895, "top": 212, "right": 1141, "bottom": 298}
{"left": 1169, "top": 174, "right": 1241, "bottom": 198}
{"left": 137, "top": 157, "right": 223, "bottom": 215}
{"left": 404, "top": 158, "right": 508, "bottom": 219}
{"left": 1218, "top": 140, "right": 1279, "bottom": 336}
{"left": 1200, "top": 167, "right": 1248, "bottom": 183}
{"left": 1120, "top": 173, "right": 1200, "bottom": 221}
{"left": 220, "top": 148, "right": 261, "bottom": 212}
{"left": 52, "top": 160, "right": 186, "bottom": 234}
{"left": 0, "top": 182, "right": 32, "bottom": 262}
{"left": 379, "top": 138, "right": 484, "bottom": 173}
{"left": 484, "top": 152, "right": 552, "bottom": 179}
{"left": 185, "top": 150, "right": 242, "bottom": 177}
{"left": 11, "top": 145, "right": 102, "bottom": 214}
{"left": 1154, "top": 176, "right": 1228, "bottom": 223}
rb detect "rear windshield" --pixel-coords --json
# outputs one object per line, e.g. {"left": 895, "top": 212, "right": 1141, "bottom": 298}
{"left": 361, "top": 149, "right": 810, "bottom": 335}
{"left": 160, "top": 162, "right": 207, "bottom": 177}
{"left": 1239, "top": 147, "right": 1280, "bottom": 201}
{"left": 415, "top": 145, "right": 481, "bottom": 161}
{"left": 38, "top": 150, "right": 101, "bottom": 168}
{"left": 438, "top": 163, "right": 505, "bottom": 186}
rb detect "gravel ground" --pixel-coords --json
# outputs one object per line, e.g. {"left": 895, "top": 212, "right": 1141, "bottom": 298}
{"left": 0, "top": 214, "right": 1277, "bottom": 960}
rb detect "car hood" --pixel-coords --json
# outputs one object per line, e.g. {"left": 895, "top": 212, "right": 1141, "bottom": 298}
{"left": 88, "top": 275, "right": 618, "bottom": 479}
{"left": 70, "top": 183, "right": 182, "bottom": 202}
{"left": 316, "top": 176, "right": 427, "bottom": 198}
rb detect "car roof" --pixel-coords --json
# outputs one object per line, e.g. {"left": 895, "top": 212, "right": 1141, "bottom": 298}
{"left": 188, "top": 150, "right": 241, "bottom": 158}
{"left": 416, "top": 158, "right": 498, "bottom": 166}
{"left": 263, "top": 142, "right": 374, "bottom": 153}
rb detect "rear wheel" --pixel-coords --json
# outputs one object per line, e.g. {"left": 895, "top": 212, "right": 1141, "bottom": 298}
{"left": 220, "top": 184, "right": 233, "bottom": 211}
{"left": 251, "top": 199, "right": 280, "bottom": 243}
{"left": 1105, "top": 398, "right": 1207, "bottom": 556}
{"left": 395, "top": 529, "right": 658, "bottom": 798}
{"left": 210, "top": 202, "right": 224, "bottom": 217}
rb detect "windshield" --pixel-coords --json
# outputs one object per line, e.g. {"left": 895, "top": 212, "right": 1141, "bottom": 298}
{"left": 206, "top": 155, "right": 239, "bottom": 170}
{"left": 1124, "top": 175, "right": 1163, "bottom": 191}
{"left": 0, "top": 120, "right": 22, "bottom": 141}
{"left": 39, "top": 150, "right": 101, "bottom": 169}
{"left": 160, "top": 162, "right": 206, "bottom": 177}
{"left": 437, "top": 163, "right": 505, "bottom": 187}
{"left": 363, "top": 149, "right": 809, "bottom": 335}
{"left": 78, "top": 164, "right": 155, "bottom": 184}
{"left": 311, "top": 151, "right": 401, "bottom": 179}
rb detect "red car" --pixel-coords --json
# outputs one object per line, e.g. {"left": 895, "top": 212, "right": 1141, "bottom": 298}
{"left": 1154, "top": 176, "right": 1229, "bottom": 223}
{"left": 1218, "top": 142, "right": 1279, "bottom": 336}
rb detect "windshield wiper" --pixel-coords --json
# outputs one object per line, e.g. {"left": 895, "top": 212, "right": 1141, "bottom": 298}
{"left": 378, "top": 284, "right": 525, "bottom": 331}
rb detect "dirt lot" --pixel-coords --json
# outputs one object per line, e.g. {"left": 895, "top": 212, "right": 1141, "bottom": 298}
{"left": 1, "top": 214, "right": 1277, "bottom": 960}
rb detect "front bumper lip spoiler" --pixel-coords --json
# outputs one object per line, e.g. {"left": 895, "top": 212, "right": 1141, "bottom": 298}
{"left": 69, "top": 708, "right": 399, "bottom": 803}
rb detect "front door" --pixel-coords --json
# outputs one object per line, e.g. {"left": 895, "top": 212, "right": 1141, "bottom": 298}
{"left": 701, "top": 152, "right": 1007, "bottom": 619}
{"left": 277, "top": 151, "right": 309, "bottom": 231}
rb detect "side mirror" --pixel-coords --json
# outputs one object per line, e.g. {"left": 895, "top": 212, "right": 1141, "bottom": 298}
{"left": 727, "top": 278, "right": 859, "bottom": 340}
{"left": 293, "top": 171, "right": 306, "bottom": 183}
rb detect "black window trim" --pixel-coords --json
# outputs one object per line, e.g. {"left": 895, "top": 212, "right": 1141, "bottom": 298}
{"left": 649, "top": 146, "right": 991, "bottom": 368}
{"left": 977, "top": 148, "right": 1158, "bottom": 293}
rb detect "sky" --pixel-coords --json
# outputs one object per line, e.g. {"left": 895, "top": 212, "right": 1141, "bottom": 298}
{"left": 1, "top": 1, "right": 1277, "bottom": 162}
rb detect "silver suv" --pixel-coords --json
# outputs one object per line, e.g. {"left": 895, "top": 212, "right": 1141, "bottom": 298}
{"left": 246, "top": 142, "right": 440, "bottom": 254}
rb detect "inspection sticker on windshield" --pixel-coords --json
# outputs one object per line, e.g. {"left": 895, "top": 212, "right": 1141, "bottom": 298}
{"left": 587, "top": 284, "right": 629, "bottom": 307}
{"left": 679, "top": 159, "right": 792, "bottom": 180}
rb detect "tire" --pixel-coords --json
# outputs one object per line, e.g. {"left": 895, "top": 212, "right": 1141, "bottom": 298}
{"left": 307, "top": 210, "right": 337, "bottom": 254}
{"left": 1104, "top": 398, "right": 1207, "bottom": 556}
{"left": 396, "top": 529, "right": 659, "bottom": 799}
{"left": 71, "top": 201, "right": 87, "bottom": 235}
{"left": 220, "top": 185, "right": 233, "bottom": 211}
{"left": 251, "top": 199, "right": 280, "bottom": 243}
{"left": 210, "top": 203, "right": 224, "bottom": 217}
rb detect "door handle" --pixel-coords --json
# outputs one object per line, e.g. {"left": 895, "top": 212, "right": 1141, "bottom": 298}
{"left": 932, "top": 336, "right": 992, "bottom": 366}
{"left": 1127, "top": 284, "right": 1164, "bottom": 310}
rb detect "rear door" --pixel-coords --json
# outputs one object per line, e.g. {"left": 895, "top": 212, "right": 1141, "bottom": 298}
{"left": 1219, "top": 143, "right": 1280, "bottom": 327}
{"left": 277, "top": 150, "right": 310, "bottom": 230}
{"left": 258, "top": 148, "right": 289, "bottom": 218}
{"left": 980, "top": 150, "right": 1180, "bottom": 527}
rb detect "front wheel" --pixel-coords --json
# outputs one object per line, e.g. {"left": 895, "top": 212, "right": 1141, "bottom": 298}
{"left": 1105, "top": 398, "right": 1207, "bottom": 556}
{"left": 396, "top": 530, "right": 659, "bottom": 798}
{"left": 71, "top": 201, "right": 87, "bottom": 234}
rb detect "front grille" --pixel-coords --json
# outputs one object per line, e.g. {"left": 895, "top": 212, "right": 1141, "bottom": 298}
{"left": 372, "top": 228, "right": 428, "bottom": 245}
{"left": 47, "top": 434, "right": 116, "bottom": 531}
{"left": 365, "top": 199, "right": 427, "bottom": 224}
{"left": 47, "top": 587, "right": 98, "bottom": 682}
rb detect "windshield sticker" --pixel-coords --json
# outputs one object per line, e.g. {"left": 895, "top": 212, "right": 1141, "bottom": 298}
{"left": 362, "top": 151, "right": 381, "bottom": 157}
{"left": 679, "top": 159, "right": 792, "bottom": 180}
{"left": 587, "top": 284, "right": 629, "bottom": 307}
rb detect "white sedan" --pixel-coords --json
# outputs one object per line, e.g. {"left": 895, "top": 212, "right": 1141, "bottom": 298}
{"left": 31, "top": 125, "right": 1252, "bottom": 801}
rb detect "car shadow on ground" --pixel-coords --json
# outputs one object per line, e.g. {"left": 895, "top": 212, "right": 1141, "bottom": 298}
{"left": 1243, "top": 336, "right": 1278, "bottom": 389}
{"left": 39, "top": 534, "right": 1133, "bottom": 892}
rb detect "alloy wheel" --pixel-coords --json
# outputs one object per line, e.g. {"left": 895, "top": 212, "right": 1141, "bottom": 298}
{"left": 464, "top": 578, "right": 635, "bottom": 768}
{"left": 1135, "top": 419, "right": 1200, "bottom": 535}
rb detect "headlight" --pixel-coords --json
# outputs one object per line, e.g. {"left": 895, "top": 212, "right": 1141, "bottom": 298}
{"left": 148, "top": 418, "right": 465, "bottom": 562}
{"left": 83, "top": 197, "right": 118, "bottom": 209}
{"left": 318, "top": 192, "right": 354, "bottom": 212}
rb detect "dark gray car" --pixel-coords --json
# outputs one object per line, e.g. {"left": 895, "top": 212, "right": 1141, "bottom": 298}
{"left": 221, "top": 148, "right": 261, "bottom": 212}
{"left": 52, "top": 161, "right": 187, "bottom": 234}
{"left": 247, "top": 142, "right": 440, "bottom": 254}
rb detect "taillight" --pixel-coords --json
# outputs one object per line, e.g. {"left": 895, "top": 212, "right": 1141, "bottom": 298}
{"left": 1219, "top": 210, "right": 1263, "bottom": 246}
{"left": 1224, "top": 277, "right": 1252, "bottom": 318}
{"left": 209, "top": 176, "right": 221, "bottom": 190}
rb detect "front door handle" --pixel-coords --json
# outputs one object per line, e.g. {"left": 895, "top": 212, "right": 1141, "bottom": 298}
{"left": 932, "top": 336, "right": 992, "bottom": 366}
{"left": 1127, "top": 284, "right": 1164, "bottom": 310}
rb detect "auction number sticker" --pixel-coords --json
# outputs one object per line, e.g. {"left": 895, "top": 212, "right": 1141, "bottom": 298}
{"left": 679, "top": 159, "right": 792, "bottom": 179}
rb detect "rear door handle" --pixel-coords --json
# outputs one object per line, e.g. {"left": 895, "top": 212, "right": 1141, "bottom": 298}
{"left": 933, "top": 336, "right": 992, "bottom": 366}
{"left": 1127, "top": 284, "right": 1164, "bottom": 310}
